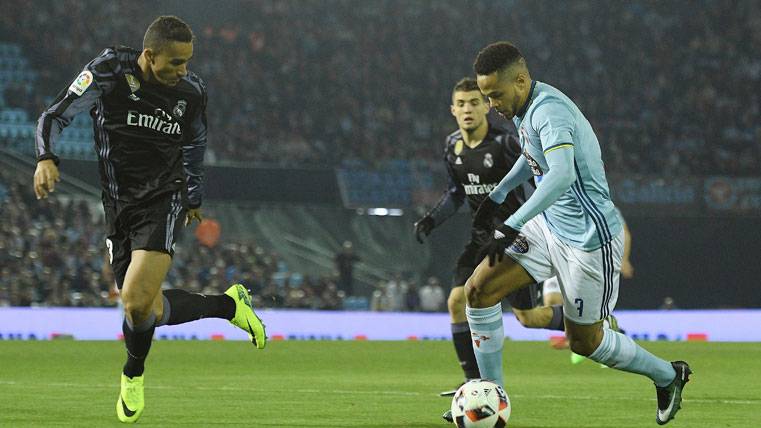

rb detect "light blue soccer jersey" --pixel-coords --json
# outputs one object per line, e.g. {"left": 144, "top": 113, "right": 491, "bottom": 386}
{"left": 492, "top": 81, "right": 621, "bottom": 251}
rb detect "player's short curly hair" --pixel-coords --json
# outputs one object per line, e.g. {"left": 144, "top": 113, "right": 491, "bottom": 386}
{"left": 452, "top": 77, "right": 480, "bottom": 94}
{"left": 473, "top": 42, "right": 524, "bottom": 76}
{"left": 143, "top": 16, "right": 194, "bottom": 52}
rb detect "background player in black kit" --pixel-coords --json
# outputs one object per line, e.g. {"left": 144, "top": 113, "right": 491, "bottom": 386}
{"left": 413, "top": 78, "right": 566, "bottom": 402}
{"left": 33, "top": 16, "right": 266, "bottom": 424}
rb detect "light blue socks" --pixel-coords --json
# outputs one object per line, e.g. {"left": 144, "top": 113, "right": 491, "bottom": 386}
{"left": 588, "top": 327, "right": 676, "bottom": 387}
{"left": 466, "top": 302, "right": 505, "bottom": 388}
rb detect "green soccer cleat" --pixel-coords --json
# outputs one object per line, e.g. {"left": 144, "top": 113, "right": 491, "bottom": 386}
{"left": 570, "top": 352, "right": 586, "bottom": 365}
{"left": 116, "top": 374, "right": 144, "bottom": 423}
{"left": 225, "top": 284, "right": 267, "bottom": 349}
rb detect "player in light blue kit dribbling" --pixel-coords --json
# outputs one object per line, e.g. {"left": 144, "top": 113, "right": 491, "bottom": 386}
{"left": 464, "top": 42, "right": 691, "bottom": 425}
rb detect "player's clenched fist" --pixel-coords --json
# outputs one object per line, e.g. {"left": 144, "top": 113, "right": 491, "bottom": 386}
{"left": 476, "top": 224, "right": 519, "bottom": 267}
{"left": 33, "top": 159, "right": 60, "bottom": 200}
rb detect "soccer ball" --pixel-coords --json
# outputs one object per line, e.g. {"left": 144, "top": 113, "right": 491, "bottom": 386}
{"left": 450, "top": 379, "right": 511, "bottom": 427}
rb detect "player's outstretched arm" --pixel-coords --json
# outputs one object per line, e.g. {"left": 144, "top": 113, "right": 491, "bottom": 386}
{"left": 504, "top": 146, "right": 575, "bottom": 230}
{"left": 470, "top": 155, "right": 531, "bottom": 232}
{"left": 489, "top": 155, "right": 532, "bottom": 204}
{"left": 414, "top": 162, "right": 465, "bottom": 243}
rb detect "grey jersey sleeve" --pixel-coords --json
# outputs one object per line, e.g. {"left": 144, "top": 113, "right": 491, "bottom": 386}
{"left": 182, "top": 77, "right": 208, "bottom": 208}
{"left": 35, "top": 50, "right": 117, "bottom": 164}
{"left": 35, "top": 79, "right": 101, "bottom": 163}
{"left": 428, "top": 156, "right": 465, "bottom": 226}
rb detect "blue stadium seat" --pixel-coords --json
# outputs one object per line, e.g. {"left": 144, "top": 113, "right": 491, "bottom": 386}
{"left": 0, "top": 108, "right": 29, "bottom": 123}
{"left": 342, "top": 296, "right": 370, "bottom": 311}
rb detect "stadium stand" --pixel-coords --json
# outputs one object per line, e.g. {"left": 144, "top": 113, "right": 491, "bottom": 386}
{"left": 0, "top": 0, "right": 758, "bottom": 174}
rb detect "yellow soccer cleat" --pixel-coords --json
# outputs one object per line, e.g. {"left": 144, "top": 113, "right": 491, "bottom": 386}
{"left": 225, "top": 284, "right": 267, "bottom": 349}
{"left": 116, "top": 374, "right": 144, "bottom": 423}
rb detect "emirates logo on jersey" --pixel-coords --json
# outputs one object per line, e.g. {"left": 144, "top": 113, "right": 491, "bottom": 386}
{"left": 126, "top": 109, "right": 182, "bottom": 135}
{"left": 463, "top": 183, "right": 498, "bottom": 195}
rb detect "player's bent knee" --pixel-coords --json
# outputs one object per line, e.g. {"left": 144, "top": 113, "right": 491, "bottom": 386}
{"left": 463, "top": 280, "right": 481, "bottom": 308}
{"left": 123, "top": 302, "right": 153, "bottom": 325}
{"left": 121, "top": 291, "right": 155, "bottom": 324}
{"left": 565, "top": 321, "right": 604, "bottom": 356}
{"left": 464, "top": 279, "right": 494, "bottom": 308}
{"left": 448, "top": 287, "right": 466, "bottom": 314}
{"left": 567, "top": 336, "right": 597, "bottom": 356}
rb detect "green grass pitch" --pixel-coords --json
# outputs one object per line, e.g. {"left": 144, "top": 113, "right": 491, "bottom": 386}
{"left": 0, "top": 340, "right": 759, "bottom": 427}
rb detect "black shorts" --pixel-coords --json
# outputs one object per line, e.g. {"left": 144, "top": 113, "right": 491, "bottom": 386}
{"left": 452, "top": 238, "right": 539, "bottom": 310}
{"left": 104, "top": 191, "right": 187, "bottom": 289}
{"left": 453, "top": 240, "right": 482, "bottom": 288}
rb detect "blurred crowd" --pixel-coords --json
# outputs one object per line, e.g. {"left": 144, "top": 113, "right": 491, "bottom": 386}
{"left": 0, "top": 0, "right": 759, "bottom": 175}
{"left": 0, "top": 171, "right": 108, "bottom": 307}
{"left": 0, "top": 167, "right": 339, "bottom": 308}
{"left": 0, "top": 169, "right": 447, "bottom": 311}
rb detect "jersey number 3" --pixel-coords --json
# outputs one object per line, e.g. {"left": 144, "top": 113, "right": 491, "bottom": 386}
{"left": 574, "top": 298, "right": 584, "bottom": 317}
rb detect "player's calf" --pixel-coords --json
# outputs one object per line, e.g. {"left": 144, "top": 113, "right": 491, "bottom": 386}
{"left": 157, "top": 288, "right": 235, "bottom": 326}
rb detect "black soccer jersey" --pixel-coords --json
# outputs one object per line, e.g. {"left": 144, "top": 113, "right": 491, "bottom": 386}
{"left": 429, "top": 124, "right": 529, "bottom": 225}
{"left": 36, "top": 46, "right": 207, "bottom": 207}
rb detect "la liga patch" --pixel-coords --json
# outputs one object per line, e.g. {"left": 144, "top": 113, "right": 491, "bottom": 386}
{"left": 69, "top": 70, "right": 93, "bottom": 96}
{"left": 508, "top": 235, "right": 529, "bottom": 254}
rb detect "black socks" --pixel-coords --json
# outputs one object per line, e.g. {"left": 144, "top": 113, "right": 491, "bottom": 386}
{"left": 548, "top": 304, "right": 565, "bottom": 331}
{"left": 122, "top": 313, "right": 156, "bottom": 378}
{"left": 122, "top": 289, "right": 236, "bottom": 378}
{"left": 159, "top": 289, "right": 236, "bottom": 326}
{"left": 451, "top": 322, "right": 480, "bottom": 379}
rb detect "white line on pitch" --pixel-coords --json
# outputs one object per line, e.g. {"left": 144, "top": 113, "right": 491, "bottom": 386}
{"left": 0, "top": 380, "right": 757, "bottom": 405}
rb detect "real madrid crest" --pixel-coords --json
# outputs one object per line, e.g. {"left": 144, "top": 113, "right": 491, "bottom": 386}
{"left": 172, "top": 100, "right": 187, "bottom": 119}
{"left": 454, "top": 139, "right": 464, "bottom": 156}
{"left": 483, "top": 153, "right": 494, "bottom": 168}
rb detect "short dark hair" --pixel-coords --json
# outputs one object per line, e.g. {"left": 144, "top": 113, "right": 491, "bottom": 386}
{"left": 143, "top": 16, "right": 194, "bottom": 52}
{"left": 473, "top": 42, "right": 524, "bottom": 76}
{"left": 452, "top": 77, "right": 480, "bottom": 94}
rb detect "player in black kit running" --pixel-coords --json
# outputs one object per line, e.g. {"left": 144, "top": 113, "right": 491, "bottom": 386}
{"left": 33, "top": 16, "right": 266, "bottom": 423}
